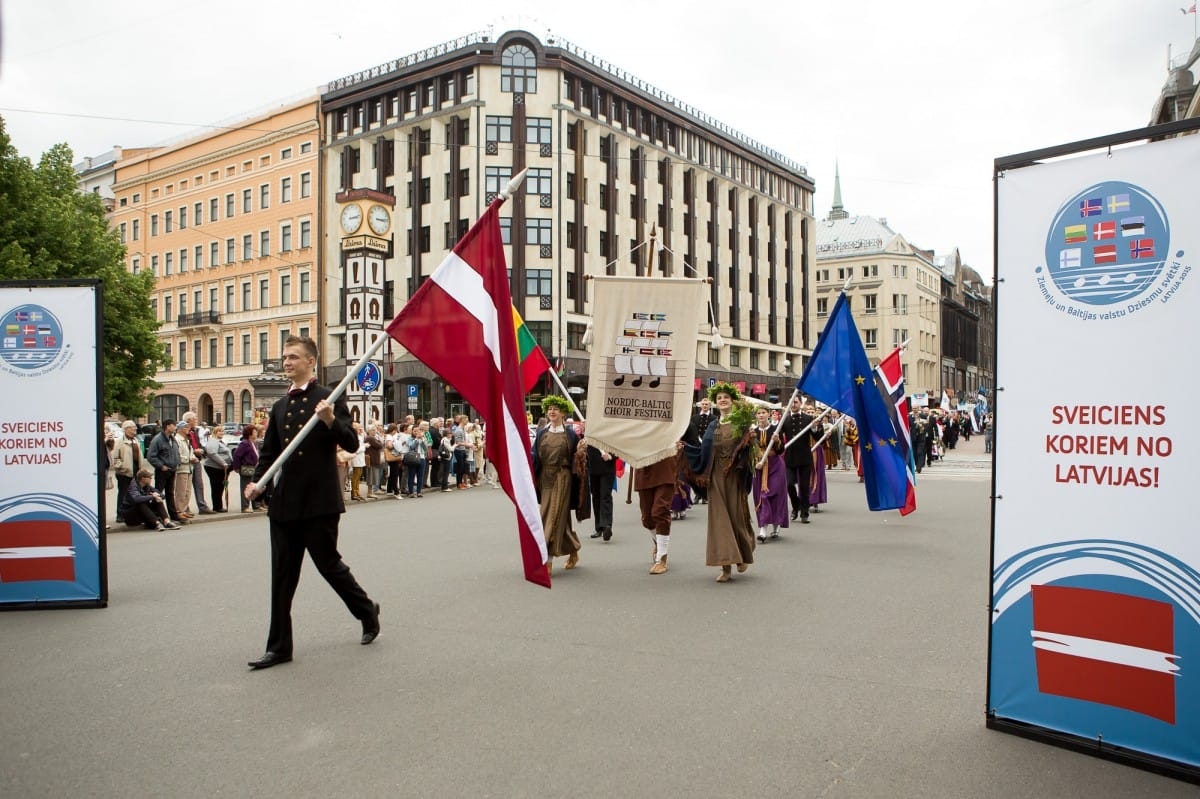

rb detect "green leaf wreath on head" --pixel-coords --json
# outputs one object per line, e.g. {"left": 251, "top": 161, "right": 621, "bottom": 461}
{"left": 540, "top": 394, "right": 572, "bottom": 416}
{"left": 708, "top": 382, "right": 755, "bottom": 439}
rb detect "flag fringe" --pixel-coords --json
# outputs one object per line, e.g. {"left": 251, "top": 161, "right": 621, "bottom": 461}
{"left": 585, "top": 438, "right": 681, "bottom": 470}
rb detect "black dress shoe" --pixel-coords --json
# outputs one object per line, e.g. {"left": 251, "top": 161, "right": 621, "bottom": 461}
{"left": 790, "top": 510, "right": 799, "bottom": 521}
{"left": 590, "top": 531, "right": 603, "bottom": 539}
{"left": 602, "top": 528, "right": 612, "bottom": 542}
{"left": 361, "top": 602, "right": 381, "bottom": 645}
{"left": 801, "top": 516, "right": 811, "bottom": 524}
{"left": 247, "top": 651, "right": 292, "bottom": 670}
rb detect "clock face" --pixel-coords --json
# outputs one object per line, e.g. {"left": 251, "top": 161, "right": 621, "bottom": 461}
{"left": 368, "top": 205, "right": 390, "bottom": 235}
{"left": 340, "top": 203, "right": 363, "bottom": 234}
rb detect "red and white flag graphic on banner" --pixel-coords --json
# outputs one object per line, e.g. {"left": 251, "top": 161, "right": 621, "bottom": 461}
{"left": 873, "top": 347, "right": 916, "bottom": 516}
{"left": 385, "top": 202, "right": 550, "bottom": 587}
{"left": 1031, "top": 584, "right": 1177, "bottom": 723}
{"left": 0, "top": 520, "right": 76, "bottom": 583}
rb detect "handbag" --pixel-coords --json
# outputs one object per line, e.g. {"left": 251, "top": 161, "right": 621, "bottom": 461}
{"left": 384, "top": 448, "right": 402, "bottom": 463}
{"left": 402, "top": 449, "right": 422, "bottom": 468}
{"left": 239, "top": 465, "right": 256, "bottom": 478}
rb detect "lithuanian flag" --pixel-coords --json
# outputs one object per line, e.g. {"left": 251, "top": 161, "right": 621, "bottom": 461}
{"left": 513, "top": 306, "right": 552, "bottom": 393}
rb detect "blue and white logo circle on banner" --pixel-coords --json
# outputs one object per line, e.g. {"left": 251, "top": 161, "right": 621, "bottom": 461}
{"left": 1044, "top": 181, "right": 1169, "bottom": 306}
{"left": 0, "top": 304, "right": 66, "bottom": 375}
{"left": 357, "top": 362, "right": 381, "bottom": 393}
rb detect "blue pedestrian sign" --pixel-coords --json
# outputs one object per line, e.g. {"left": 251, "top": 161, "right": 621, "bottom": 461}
{"left": 357, "top": 362, "right": 381, "bottom": 393}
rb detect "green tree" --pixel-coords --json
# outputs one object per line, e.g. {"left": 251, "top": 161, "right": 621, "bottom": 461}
{"left": 0, "top": 117, "right": 167, "bottom": 417}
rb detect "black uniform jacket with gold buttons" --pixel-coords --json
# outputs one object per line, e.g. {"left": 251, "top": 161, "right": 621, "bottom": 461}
{"left": 254, "top": 383, "right": 359, "bottom": 522}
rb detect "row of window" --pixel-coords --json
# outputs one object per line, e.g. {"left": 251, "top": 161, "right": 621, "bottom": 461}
{"left": 484, "top": 115, "right": 553, "bottom": 147}
{"left": 132, "top": 220, "right": 312, "bottom": 276}
{"left": 815, "top": 264, "right": 914, "bottom": 282}
{"left": 118, "top": 143, "right": 314, "bottom": 208}
{"left": 120, "top": 173, "right": 314, "bottom": 243}
{"left": 153, "top": 273, "right": 312, "bottom": 323}
{"left": 331, "top": 69, "right": 476, "bottom": 137}
{"left": 563, "top": 77, "right": 807, "bottom": 209}
{"left": 164, "top": 325, "right": 310, "bottom": 371}
{"left": 807, "top": 327, "right": 909, "bottom": 351}
{"left": 815, "top": 294, "right": 912, "bottom": 316}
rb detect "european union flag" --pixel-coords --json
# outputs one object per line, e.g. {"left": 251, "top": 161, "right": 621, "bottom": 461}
{"left": 796, "top": 292, "right": 909, "bottom": 512}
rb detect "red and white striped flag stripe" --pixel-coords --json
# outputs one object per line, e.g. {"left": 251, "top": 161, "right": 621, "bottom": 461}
{"left": 0, "top": 520, "right": 76, "bottom": 583}
{"left": 385, "top": 201, "right": 550, "bottom": 587}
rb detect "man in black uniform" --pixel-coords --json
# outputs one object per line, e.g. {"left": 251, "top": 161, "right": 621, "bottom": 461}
{"left": 684, "top": 397, "right": 714, "bottom": 503}
{"left": 780, "top": 395, "right": 822, "bottom": 524}
{"left": 584, "top": 436, "right": 618, "bottom": 541}
{"left": 244, "top": 335, "right": 380, "bottom": 670}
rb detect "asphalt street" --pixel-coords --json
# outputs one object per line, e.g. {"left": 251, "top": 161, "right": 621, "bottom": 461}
{"left": 1, "top": 435, "right": 1193, "bottom": 797}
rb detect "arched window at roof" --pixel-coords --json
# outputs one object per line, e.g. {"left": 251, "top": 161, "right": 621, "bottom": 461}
{"left": 501, "top": 44, "right": 537, "bottom": 94}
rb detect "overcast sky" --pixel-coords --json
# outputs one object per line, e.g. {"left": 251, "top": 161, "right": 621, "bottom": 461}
{"left": 2, "top": 0, "right": 1195, "bottom": 279}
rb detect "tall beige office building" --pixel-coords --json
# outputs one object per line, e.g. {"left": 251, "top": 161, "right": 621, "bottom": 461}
{"left": 111, "top": 98, "right": 320, "bottom": 425}
{"left": 320, "top": 30, "right": 816, "bottom": 419}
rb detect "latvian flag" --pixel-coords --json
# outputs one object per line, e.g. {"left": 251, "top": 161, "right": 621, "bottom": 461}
{"left": 1093, "top": 244, "right": 1117, "bottom": 265}
{"left": 1130, "top": 239, "right": 1155, "bottom": 259}
{"left": 386, "top": 199, "right": 550, "bottom": 587}
{"left": 0, "top": 520, "right": 76, "bottom": 583}
{"left": 1031, "top": 584, "right": 1177, "bottom": 723}
{"left": 1092, "top": 221, "right": 1115, "bottom": 240}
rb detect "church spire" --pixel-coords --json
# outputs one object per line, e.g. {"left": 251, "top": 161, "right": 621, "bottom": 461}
{"left": 829, "top": 161, "right": 848, "bottom": 220}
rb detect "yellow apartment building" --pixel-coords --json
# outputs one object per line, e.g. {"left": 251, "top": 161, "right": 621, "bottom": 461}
{"left": 111, "top": 98, "right": 321, "bottom": 426}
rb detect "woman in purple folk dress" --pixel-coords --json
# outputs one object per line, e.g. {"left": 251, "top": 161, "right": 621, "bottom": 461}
{"left": 750, "top": 408, "right": 790, "bottom": 541}
{"left": 809, "top": 403, "right": 829, "bottom": 512}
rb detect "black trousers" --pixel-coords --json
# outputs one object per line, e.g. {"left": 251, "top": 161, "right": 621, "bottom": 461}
{"left": 386, "top": 461, "right": 402, "bottom": 494}
{"left": 125, "top": 500, "right": 168, "bottom": 529}
{"left": 204, "top": 466, "right": 227, "bottom": 512}
{"left": 589, "top": 473, "right": 615, "bottom": 532}
{"left": 265, "top": 514, "right": 375, "bottom": 657}
{"left": 115, "top": 473, "right": 133, "bottom": 521}
{"left": 155, "top": 468, "right": 180, "bottom": 520}
{"left": 787, "top": 463, "right": 813, "bottom": 518}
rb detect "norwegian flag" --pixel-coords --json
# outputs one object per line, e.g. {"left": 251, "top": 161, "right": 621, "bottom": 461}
{"left": 1130, "top": 239, "right": 1155, "bottom": 259}
{"left": 386, "top": 199, "right": 550, "bottom": 587}
{"left": 873, "top": 346, "right": 916, "bottom": 516}
{"left": 1031, "top": 584, "right": 1177, "bottom": 723}
{"left": 0, "top": 520, "right": 76, "bottom": 583}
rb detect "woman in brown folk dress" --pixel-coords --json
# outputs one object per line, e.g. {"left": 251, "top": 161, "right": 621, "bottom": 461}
{"left": 685, "top": 382, "right": 756, "bottom": 582}
{"left": 532, "top": 395, "right": 582, "bottom": 573}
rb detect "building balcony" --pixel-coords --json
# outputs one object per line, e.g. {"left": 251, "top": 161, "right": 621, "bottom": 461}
{"left": 176, "top": 311, "right": 222, "bottom": 329}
